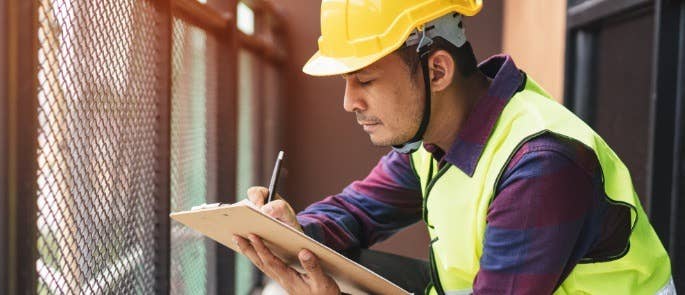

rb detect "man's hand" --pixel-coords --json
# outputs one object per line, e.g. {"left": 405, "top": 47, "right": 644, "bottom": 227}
{"left": 247, "top": 186, "right": 303, "bottom": 232}
{"left": 242, "top": 187, "right": 339, "bottom": 294}
{"left": 234, "top": 234, "right": 340, "bottom": 295}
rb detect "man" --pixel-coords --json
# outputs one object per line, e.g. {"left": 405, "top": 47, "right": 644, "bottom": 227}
{"left": 233, "top": 1, "right": 675, "bottom": 294}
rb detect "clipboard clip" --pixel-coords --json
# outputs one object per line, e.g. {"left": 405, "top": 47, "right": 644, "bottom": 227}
{"left": 191, "top": 203, "right": 223, "bottom": 211}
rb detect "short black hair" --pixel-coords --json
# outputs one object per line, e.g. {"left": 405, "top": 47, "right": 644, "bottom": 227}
{"left": 395, "top": 37, "right": 478, "bottom": 79}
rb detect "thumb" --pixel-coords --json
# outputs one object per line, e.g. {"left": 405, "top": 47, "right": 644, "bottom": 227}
{"left": 246, "top": 186, "right": 269, "bottom": 207}
{"left": 298, "top": 249, "right": 326, "bottom": 281}
{"left": 261, "top": 200, "right": 285, "bottom": 219}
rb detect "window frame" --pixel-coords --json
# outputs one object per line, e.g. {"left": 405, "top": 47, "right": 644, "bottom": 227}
{"left": 564, "top": 0, "right": 685, "bottom": 287}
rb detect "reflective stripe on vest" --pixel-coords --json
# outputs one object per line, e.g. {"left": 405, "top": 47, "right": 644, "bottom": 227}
{"left": 439, "top": 277, "right": 675, "bottom": 295}
{"left": 655, "top": 277, "right": 677, "bottom": 295}
{"left": 413, "top": 77, "right": 673, "bottom": 295}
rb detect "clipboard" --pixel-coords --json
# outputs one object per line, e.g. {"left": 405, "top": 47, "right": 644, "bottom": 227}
{"left": 170, "top": 200, "right": 411, "bottom": 295}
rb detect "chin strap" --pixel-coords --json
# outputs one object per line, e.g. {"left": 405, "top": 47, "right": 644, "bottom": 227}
{"left": 393, "top": 28, "right": 434, "bottom": 154}
{"left": 392, "top": 13, "right": 468, "bottom": 154}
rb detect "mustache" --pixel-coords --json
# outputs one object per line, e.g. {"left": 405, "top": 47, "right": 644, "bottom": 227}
{"left": 355, "top": 113, "right": 382, "bottom": 124}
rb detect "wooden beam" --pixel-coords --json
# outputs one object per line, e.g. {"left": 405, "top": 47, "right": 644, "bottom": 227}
{"left": 241, "top": 0, "right": 285, "bottom": 29}
{"left": 172, "top": 0, "right": 233, "bottom": 34}
{"left": 567, "top": 0, "right": 651, "bottom": 28}
{"left": 6, "top": 0, "right": 39, "bottom": 293}
{"left": 238, "top": 31, "right": 285, "bottom": 65}
{"left": 153, "top": 0, "right": 173, "bottom": 293}
{"left": 0, "top": 0, "right": 9, "bottom": 289}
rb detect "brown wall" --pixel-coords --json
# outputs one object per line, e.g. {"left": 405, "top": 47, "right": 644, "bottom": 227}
{"left": 279, "top": 1, "right": 503, "bottom": 260}
{"left": 502, "top": 0, "right": 566, "bottom": 101}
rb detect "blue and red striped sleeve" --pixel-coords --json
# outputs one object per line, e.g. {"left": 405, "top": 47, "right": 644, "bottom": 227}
{"left": 296, "top": 150, "right": 423, "bottom": 251}
{"left": 473, "top": 133, "right": 609, "bottom": 294}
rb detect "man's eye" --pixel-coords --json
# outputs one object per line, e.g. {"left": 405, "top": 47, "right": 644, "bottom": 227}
{"left": 359, "top": 79, "right": 374, "bottom": 86}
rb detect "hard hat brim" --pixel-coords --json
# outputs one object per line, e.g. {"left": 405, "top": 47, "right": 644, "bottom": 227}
{"left": 302, "top": 50, "right": 388, "bottom": 77}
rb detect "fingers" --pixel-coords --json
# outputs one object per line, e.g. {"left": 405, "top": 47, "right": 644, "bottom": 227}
{"left": 246, "top": 186, "right": 269, "bottom": 206}
{"left": 234, "top": 234, "right": 291, "bottom": 280}
{"left": 233, "top": 235, "right": 265, "bottom": 270}
{"left": 235, "top": 234, "right": 339, "bottom": 294}
{"left": 262, "top": 200, "right": 303, "bottom": 231}
{"left": 246, "top": 234, "right": 301, "bottom": 284}
{"left": 262, "top": 199, "right": 288, "bottom": 218}
{"left": 298, "top": 249, "right": 327, "bottom": 283}
{"left": 298, "top": 249, "right": 340, "bottom": 294}
{"left": 246, "top": 186, "right": 284, "bottom": 207}
{"left": 247, "top": 234, "right": 288, "bottom": 273}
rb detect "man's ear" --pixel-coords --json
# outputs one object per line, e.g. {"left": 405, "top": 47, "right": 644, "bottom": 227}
{"left": 428, "top": 49, "right": 455, "bottom": 92}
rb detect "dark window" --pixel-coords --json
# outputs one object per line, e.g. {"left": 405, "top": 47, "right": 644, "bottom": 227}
{"left": 594, "top": 12, "right": 654, "bottom": 204}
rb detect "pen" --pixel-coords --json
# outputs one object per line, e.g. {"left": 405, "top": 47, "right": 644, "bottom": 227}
{"left": 267, "top": 151, "right": 284, "bottom": 203}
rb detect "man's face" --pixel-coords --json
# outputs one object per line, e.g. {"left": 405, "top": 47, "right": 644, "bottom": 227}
{"left": 342, "top": 53, "right": 423, "bottom": 146}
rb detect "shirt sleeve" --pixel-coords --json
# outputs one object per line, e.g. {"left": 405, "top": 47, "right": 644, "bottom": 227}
{"left": 473, "top": 135, "right": 604, "bottom": 294}
{"left": 296, "top": 150, "right": 423, "bottom": 252}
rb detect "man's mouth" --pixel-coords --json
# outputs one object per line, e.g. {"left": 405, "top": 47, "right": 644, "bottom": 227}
{"left": 358, "top": 121, "right": 381, "bottom": 132}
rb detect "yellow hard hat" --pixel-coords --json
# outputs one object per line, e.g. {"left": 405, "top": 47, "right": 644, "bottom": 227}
{"left": 303, "top": 0, "right": 483, "bottom": 76}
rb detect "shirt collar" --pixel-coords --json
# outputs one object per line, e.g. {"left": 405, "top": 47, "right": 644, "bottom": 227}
{"left": 431, "top": 54, "right": 525, "bottom": 177}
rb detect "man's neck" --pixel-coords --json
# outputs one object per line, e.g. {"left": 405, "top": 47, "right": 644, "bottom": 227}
{"left": 425, "top": 71, "right": 491, "bottom": 152}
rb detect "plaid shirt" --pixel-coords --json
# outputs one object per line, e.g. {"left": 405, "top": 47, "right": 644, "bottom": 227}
{"left": 296, "top": 55, "right": 629, "bottom": 294}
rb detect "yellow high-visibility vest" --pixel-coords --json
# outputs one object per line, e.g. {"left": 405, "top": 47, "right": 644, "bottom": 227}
{"left": 411, "top": 77, "right": 673, "bottom": 294}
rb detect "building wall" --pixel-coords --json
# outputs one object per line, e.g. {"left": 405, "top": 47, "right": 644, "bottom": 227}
{"left": 502, "top": 0, "right": 567, "bottom": 101}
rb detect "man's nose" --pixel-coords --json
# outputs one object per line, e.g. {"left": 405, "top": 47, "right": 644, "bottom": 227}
{"left": 343, "top": 82, "right": 367, "bottom": 113}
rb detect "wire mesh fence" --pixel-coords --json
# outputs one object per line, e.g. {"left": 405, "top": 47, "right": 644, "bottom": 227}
{"left": 35, "top": 0, "right": 164, "bottom": 293}
{"left": 7, "top": 0, "right": 285, "bottom": 293}
{"left": 169, "top": 17, "right": 219, "bottom": 295}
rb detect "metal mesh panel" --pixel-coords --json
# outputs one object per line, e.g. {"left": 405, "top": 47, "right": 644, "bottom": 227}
{"left": 35, "top": 0, "right": 163, "bottom": 294}
{"left": 170, "top": 18, "right": 219, "bottom": 295}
